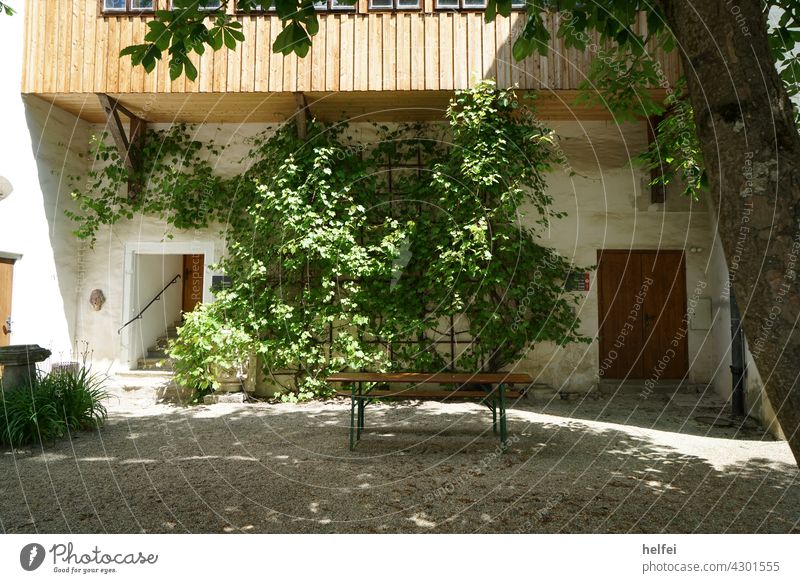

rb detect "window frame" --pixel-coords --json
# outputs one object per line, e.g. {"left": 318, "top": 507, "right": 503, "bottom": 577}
{"left": 100, "top": 0, "right": 158, "bottom": 14}
{"left": 368, "top": 0, "right": 423, "bottom": 11}
{"left": 434, "top": 0, "right": 527, "bottom": 10}
{"left": 234, "top": 0, "right": 275, "bottom": 12}
{"left": 313, "top": 0, "right": 357, "bottom": 11}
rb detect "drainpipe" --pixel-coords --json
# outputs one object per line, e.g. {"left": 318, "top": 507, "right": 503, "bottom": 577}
{"left": 729, "top": 284, "right": 746, "bottom": 418}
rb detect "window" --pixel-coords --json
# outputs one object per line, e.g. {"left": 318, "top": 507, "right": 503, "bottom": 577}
{"left": 102, "top": 0, "right": 155, "bottom": 12}
{"left": 196, "top": 0, "right": 223, "bottom": 10}
{"left": 314, "top": 0, "right": 356, "bottom": 10}
{"left": 369, "top": 0, "right": 421, "bottom": 10}
{"left": 235, "top": 1, "right": 275, "bottom": 11}
{"left": 435, "top": 0, "right": 526, "bottom": 9}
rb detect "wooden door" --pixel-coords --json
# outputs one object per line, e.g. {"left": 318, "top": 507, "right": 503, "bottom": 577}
{"left": 0, "top": 258, "right": 13, "bottom": 347}
{"left": 182, "top": 254, "right": 204, "bottom": 313}
{"left": 597, "top": 250, "right": 688, "bottom": 379}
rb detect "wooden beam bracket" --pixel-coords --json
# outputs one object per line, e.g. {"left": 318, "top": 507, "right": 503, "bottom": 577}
{"left": 96, "top": 93, "right": 146, "bottom": 198}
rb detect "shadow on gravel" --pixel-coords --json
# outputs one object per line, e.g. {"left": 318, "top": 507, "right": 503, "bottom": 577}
{"left": 1, "top": 400, "right": 798, "bottom": 534}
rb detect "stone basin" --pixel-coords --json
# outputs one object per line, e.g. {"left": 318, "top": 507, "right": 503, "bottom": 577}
{"left": 0, "top": 344, "right": 52, "bottom": 391}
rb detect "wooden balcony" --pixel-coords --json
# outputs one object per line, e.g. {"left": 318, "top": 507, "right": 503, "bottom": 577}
{"left": 21, "top": 1, "right": 680, "bottom": 123}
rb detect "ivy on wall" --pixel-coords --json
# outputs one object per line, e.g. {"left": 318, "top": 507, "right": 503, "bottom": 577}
{"left": 68, "top": 80, "right": 588, "bottom": 401}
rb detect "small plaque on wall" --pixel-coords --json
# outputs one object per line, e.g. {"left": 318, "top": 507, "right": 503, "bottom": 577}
{"left": 211, "top": 275, "right": 232, "bottom": 293}
{"left": 565, "top": 271, "right": 590, "bottom": 292}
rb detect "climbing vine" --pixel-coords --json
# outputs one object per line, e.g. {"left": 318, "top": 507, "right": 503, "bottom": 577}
{"left": 68, "top": 80, "right": 588, "bottom": 401}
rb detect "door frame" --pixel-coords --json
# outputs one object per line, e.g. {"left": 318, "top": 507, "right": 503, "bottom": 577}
{"left": 596, "top": 248, "right": 689, "bottom": 380}
{"left": 0, "top": 253, "right": 21, "bottom": 348}
{"left": 122, "top": 241, "right": 215, "bottom": 369}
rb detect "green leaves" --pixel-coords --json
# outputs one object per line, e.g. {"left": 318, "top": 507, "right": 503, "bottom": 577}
{"left": 273, "top": 21, "right": 312, "bottom": 58}
{"left": 68, "top": 83, "right": 586, "bottom": 401}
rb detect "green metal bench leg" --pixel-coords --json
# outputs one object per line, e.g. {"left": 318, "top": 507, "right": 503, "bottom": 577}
{"left": 499, "top": 383, "right": 508, "bottom": 452}
{"left": 349, "top": 385, "right": 356, "bottom": 451}
{"left": 357, "top": 399, "right": 365, "bottom": 441}
{"left": 492, "top": 399, "right": 497, "bottom": 435}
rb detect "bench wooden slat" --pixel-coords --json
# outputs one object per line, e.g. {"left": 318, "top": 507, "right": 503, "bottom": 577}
{"left": 334, "top": 390, "right": 523, "bottom": 399}
{"left": 326, "top": 372, "right": 533, "bottom": 384}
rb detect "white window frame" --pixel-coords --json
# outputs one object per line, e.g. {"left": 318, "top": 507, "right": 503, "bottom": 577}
{"left": 102, "top": 0, "right": 156, "bottom": 13}
{"left": 368, "top": 0, "right": 422, "bottom": 10}
{"left": 314, "top": 0, "right": 357, "bottom": 11}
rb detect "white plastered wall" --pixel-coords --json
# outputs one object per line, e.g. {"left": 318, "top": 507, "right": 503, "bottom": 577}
{"left": 0, "top": 3, "right": 87, "bottom": 364}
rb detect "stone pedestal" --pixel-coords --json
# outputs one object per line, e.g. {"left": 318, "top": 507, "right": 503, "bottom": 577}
{"left": 0, "top": 345, "right": 52, "bottom": 391}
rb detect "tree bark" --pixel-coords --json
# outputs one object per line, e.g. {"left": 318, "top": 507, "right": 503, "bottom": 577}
{"left": 656, "top": 0, "right": 800, "bottom": 464}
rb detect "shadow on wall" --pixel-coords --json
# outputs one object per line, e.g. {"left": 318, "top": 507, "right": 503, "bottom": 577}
{"left": 18, "top": 95, "right": 91, "bottom": 360}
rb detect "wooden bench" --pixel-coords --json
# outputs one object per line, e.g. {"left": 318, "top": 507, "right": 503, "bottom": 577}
{"left": 326, "top": 372, "right": 533, "bottom": 451}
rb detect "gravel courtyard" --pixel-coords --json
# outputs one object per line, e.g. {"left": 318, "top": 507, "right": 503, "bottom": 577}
{"left": 1, "top": 377, "right": 799, "bottom": 534}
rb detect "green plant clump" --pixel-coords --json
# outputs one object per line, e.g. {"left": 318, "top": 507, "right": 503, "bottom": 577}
{"left": 70, "top": 80, "right": 589, "bottom": 402}
{"left": 0, "top": 367, "right": 109, "bottom": 448}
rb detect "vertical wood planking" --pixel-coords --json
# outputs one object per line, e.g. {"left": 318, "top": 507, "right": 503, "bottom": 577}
{"left": 105, "top": 16, "right": 119, "bottom": 93}
{"left": 212, "top": 39, "right": 228, "bottom": 92}
{"left": 410, "top": 13, "right": 424, "bottom": 90}
{"left": 382, "top": 14, "right": 396, "bottom": 91}
{"left": 495, "top": 14, "right": 510, "bottom": 88}
{"left": 438, "top": 13, "right": 453, "bottom": 91}
{"left": 283, "top": 50, "right": 297, "bottom": 93}
{"left": 118, "top": 17, "right": 132, "bottom": 93}
{"left": 353, "top": 15, "right": 368, "bottom": 91}
{"left": 481, "top": 15, "right": 496, "bottom": 83}
{"left": 22, "top": 5, "right": 684, "bottom": 100}
{"left": 227, "top": 18, "right": 243, "bottom": 93}
{"left": 254, "top": 17, "right": 271, "bottom": 92}
{"left": 396, "top": 14, "right": 410, "bottom": 90}
{"left": 93, "top": 13, "right": 107, "bottom": 92}
{"left": 296, "top": 23, "right": 312, "bottom": 91}
{"left": 269, "top": 17, "right": 283, "bottom": 92}
{"left": 367, "top": 14, "right": 382, "bottom": 91}
{"left": 339, "top": 14, "right": 354, "bottom": 92}
{"left": 452, "top": 11, "right": 467, "bottom": 88}
{"left": 466, "top": 12, "right": 481, "bottom": 87}
{"left": 35, "top": 0, "right": 48, "bottom": 92}
{"left": 199, "top": 36, "right": 214, "bottom": 92}
{"left": 130, "top": 19, "right": 146, "bottom": 93}
{"left": 326, "top": 15, "right": 340, "bottom": 92}
{"left": 68, "top": 0, "right": 83, "bottom": 92}
{"left": 56, "top": 0, "right": 70, "bottom": 91}
{"left": 311, "top": 15, "right": 326, "bottom": 91}
{"left": 424, "top": 14, "right": 439, "bottom": 91}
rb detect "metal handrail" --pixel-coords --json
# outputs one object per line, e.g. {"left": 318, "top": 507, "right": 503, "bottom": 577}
{"left": 118, "top": 274, "right": 181, "bottom": 334}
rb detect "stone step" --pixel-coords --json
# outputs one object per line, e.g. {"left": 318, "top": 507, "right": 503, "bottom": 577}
{"left": 137, "top": 357, "right": 174, "bottom": 371}
{"left": 597, "top": 379, "right": 708, "bottom": 396}
{"left": 147, "top": 349, "right": 169, "bottom": 359}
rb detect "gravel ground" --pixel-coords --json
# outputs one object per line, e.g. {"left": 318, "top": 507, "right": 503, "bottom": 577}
{"left": 1, "top": 378, "right": 798, "bottom": 534}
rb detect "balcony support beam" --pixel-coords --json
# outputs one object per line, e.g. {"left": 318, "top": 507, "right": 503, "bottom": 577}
{"left": 96, "top": 93, "right": 146, "bottom": 199}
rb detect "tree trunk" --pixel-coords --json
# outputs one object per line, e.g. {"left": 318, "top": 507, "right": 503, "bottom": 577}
{"left": 657, "top": 0, "right": 800, "bottom": 464}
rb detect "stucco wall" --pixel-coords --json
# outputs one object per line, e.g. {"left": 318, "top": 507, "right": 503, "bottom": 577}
{"left": 0, "top": 3, "right": 88, "bottom": 364}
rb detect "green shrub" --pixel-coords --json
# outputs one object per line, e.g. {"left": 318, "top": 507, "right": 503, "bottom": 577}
{"left": 0, "top": 367, "right": 109, "bottom": 448}
{"left": 167, "top": 301, "right": 253, "bottom": 404}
